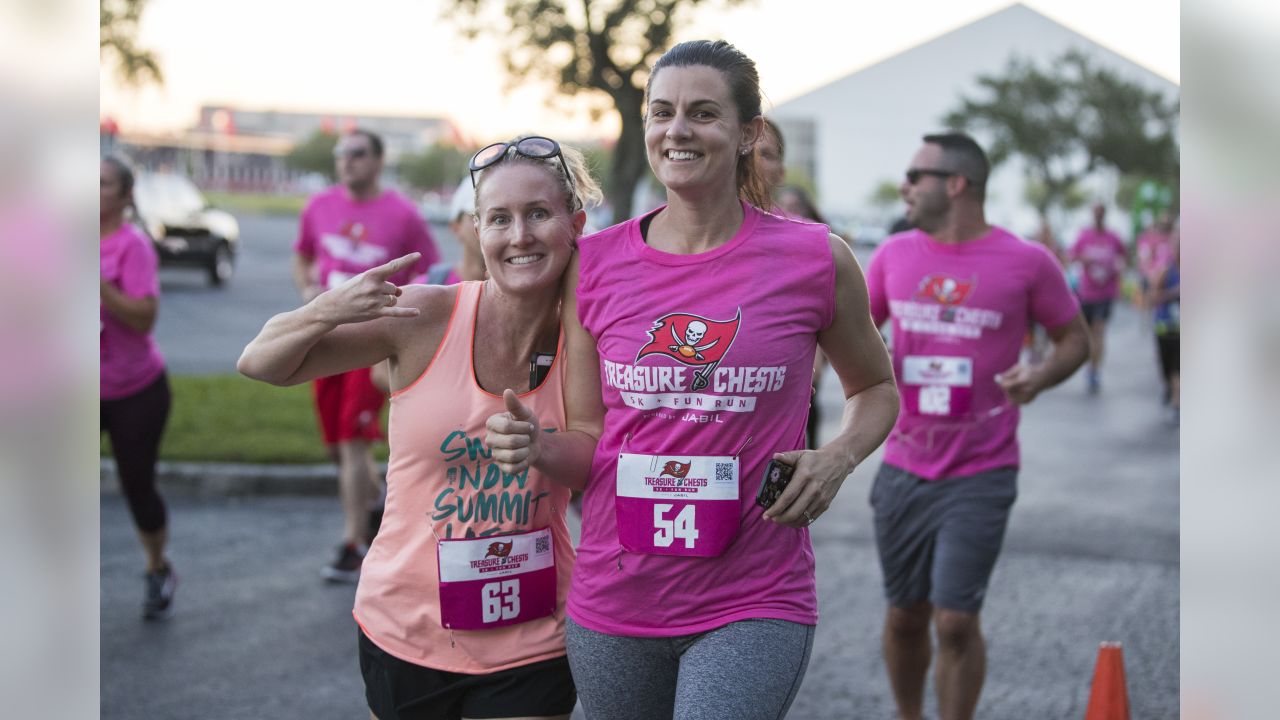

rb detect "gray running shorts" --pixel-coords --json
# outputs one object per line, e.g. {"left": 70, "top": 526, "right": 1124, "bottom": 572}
{"left": 565, "top": 616, "right": 814, "bottom": 720}
{"left": 870, "top": 463, "right": 1018, "bottom": 613}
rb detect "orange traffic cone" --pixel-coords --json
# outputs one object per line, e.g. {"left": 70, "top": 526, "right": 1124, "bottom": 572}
{"left": 1084, "top": 641, "right": 1131, "bottom": 720}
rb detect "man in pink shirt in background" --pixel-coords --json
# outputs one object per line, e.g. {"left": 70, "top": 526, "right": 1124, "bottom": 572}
{"left": 292, "top": 128, "right": 439, "bottom": 582}
{"left": 866, "top": 132, "right": 1089, "bottom": 720}
{"left": 1069, "top": 202, "right": 1129, "bottom": 394}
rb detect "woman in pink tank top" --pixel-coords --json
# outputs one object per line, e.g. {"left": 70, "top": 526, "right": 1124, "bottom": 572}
{"left": 240, "top": 137, "right": 602, "bottom": 720}
{"left": 486, "top": 41, "right": 900, "bottom": 720}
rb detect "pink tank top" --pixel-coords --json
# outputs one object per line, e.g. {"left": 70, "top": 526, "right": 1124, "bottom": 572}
{"left": 569, "top": 202, "right": 835, "bottom": 636}
{"left": 353, "top": 281, "right": 574, "bottom": 672}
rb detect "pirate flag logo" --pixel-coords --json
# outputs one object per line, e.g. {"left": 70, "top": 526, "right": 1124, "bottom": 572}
{"left": 636, "top": 310, "right": 742, "bottom": 391}
{"left": 485, "top": 541, "right": 514, "bottom": 559}
{"left": 913, "top": 274, "right": 976, "bottom": 322}
{"left": 914, "top": 274, "right": 975, "bottom": 306}
{"left": 340, "top": 220, "right": 368, "bottom": 244}
{"left": 659, "top": 460, "right": 692, "bottom": 479}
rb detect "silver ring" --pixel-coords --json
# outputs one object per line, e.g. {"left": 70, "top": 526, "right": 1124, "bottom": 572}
{"left": 802, "top": 510, "right": 814, "bottom": 524}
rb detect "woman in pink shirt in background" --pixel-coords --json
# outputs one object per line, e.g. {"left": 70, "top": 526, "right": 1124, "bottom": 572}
{"left": 240, "top": 137, "right": 602, "bottom": 720}
{"left": 486, "top": 40, "right": 899, "bottom": 719}
{"left": 1068, "top": 202, "right": 1129, "bottom": 394}
{"left": 100, "top": 155, "right": 177, "bottom": 621}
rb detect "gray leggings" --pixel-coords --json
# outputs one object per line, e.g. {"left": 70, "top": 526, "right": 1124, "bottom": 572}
{"left": 565, "top": 617, "right": 814, "bottom": 720}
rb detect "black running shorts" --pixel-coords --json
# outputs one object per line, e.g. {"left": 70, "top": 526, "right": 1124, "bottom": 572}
{"left": 358, "top": 627, "right": 576, "bottom": 720}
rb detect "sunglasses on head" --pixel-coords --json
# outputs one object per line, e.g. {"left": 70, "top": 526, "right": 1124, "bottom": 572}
{"left": 905, "top": 168, "right": 964, "bottom": 185}
{"left": 334, "top": 147, "right": 371, "bottom": 160}
{"left": 469, "top": 136, "right": 577, "bottom": 207}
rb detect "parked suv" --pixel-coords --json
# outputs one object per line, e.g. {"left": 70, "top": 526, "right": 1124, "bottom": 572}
{"left": 132, "top": 172, "right": 241, "bottom": 286}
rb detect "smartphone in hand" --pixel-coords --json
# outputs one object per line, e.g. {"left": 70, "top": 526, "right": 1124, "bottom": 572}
{"left": 755, "top": 459, "right": 795, "bottom": 509}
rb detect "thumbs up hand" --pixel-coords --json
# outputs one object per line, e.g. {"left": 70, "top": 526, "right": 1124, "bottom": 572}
{"left": 485, "top": 389, "right": 542, "bottom": 474}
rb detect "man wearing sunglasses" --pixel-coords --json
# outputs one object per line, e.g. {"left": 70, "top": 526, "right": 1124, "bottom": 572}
{"left": 864, "top": 132, "right": 1089, "bottom": 720}
{"left": 292, "top": 128, "right": 440, "bottom": 583}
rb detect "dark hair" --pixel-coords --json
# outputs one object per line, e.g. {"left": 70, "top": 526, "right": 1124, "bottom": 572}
{"left": 347, "top": 128, "right": 384, "bottom": 158}
{"left": 922, "top": 132, "right": 989, "bottom": 197}
{"left": 777, "top": 186, "right": 827, "bottom": 225}
{"left": 763, "top": 118, "right": 785, "bottom": 159}
{"left": 102, "top": 154, "right": 135, "bottom": 198}
{"left": 646, "top": 40, "right": 768, "bottom": 209}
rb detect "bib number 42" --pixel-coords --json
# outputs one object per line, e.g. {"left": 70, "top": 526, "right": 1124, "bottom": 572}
{"left": 653, "top": 504, "right": 699, "bottom": 549}
{"left": 481, "top": 579, "right": 521, "bottom": 623}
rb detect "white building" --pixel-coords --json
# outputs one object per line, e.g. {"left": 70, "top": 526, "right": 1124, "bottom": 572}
{"left": 770, "top": 2, "right": 1179, "bottom": 242}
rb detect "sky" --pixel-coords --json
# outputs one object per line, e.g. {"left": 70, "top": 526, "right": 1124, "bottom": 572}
{"left": 99, "top": 0, "right": 1179, "bottom": 145}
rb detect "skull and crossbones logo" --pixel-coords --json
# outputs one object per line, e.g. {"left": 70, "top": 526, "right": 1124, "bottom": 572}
{"left": 668, "top": 320, "right": 719, "bottom": 361}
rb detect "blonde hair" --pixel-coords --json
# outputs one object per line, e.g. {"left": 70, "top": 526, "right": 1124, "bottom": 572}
{"left": 473, "top": 136, "right": 603, "bottom": 215}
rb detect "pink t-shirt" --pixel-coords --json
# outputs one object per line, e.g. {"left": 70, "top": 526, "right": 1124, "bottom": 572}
{"left": 570, "top": 202, "right": 834, "bottom": 637}
{"left": 294, "top": 187, "right": 439, "bottom": 289}
{"left": 866, "top": 227, "right": 1079, "bottom": 481}
{"left": 100, "top": 223, "right": 165, "bottom": 400}
{"left": 1136, "top": 229, "right": 1173, "bottom": 284}
{"left": 1069, "top": 228, "right": 1127, "bottom": 302}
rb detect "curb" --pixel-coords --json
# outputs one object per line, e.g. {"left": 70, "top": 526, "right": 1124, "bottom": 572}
{"left": 99, "top": 458, "right": 388, "bottom": 497}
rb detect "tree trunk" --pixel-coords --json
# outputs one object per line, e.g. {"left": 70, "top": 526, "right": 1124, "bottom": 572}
{"left": 607, "top": 88, "right": 648, "bottom": 225}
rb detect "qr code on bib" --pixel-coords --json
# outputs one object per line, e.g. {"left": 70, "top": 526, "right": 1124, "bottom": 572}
{"left": 715, "top": 463, "right": 734, "bottom": 485}
{"left": 535, "top": 535, "right": 550, "bottom": 554}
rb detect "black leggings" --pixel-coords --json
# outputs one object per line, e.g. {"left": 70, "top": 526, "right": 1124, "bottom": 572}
{"left": 101, "top": 372, "right": 171, "bottom": 534}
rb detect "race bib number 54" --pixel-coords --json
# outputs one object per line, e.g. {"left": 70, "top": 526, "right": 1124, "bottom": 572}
{"left": 615, "top": 453, "right": 739, "bottom": 558}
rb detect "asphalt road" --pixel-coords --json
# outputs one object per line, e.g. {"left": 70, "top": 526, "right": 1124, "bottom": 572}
{"left": 105, "top": 226, "right": 1179, "bottom": 719}
{"left": 153, "top": 212, "right": 462, "bottom": 375}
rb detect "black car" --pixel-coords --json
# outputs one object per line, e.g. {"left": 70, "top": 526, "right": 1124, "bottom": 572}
{"left": 133, "top": 172, "right": 241, "bottom": 286}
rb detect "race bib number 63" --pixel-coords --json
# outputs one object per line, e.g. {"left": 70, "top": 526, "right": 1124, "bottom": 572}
{"left": 436, "top": 527, "right": 556, "bottom": 630}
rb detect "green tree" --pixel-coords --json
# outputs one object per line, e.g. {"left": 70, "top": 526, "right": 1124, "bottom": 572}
{"left": 400, "top": 144, "right": 472, "bottom": 191}
{"left": 868, "top": 179, "right": 902, "bottom": 211}
{"left": 285, "top": 131, "right": 339, "bottom": 182}
{"left": 100, "top": 0, "right": 163, "bottom": 87}
{"left": 1023, "top": 178, "right": 1089, "bottom": 232}
{"left": 448, "top": 0, "right": 747, "bottom": 223}
{"left": 581, "top": 145, "right": 615, "bottom": 199}
{"left": 944, "top": 49, "right": 1179, "bottom": 219}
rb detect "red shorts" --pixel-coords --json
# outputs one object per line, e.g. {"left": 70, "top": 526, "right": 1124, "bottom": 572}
{"left": 312, "top": 367, "right": 385, "bottom": 445}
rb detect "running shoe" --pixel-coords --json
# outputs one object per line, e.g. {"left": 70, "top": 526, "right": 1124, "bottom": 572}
{"left": 142, "top": 563, "right": 177, "bottom": 620}
{"left": 321, "top": 543, "right": 366, "bottom": 583}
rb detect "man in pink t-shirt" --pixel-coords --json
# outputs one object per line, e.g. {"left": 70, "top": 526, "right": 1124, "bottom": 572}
{"left": 1069, "top": 203, "right": 1128, "bottom": 394}
{"left": 291, "top": 129, "right": 439, "bottom": 582}
{"left": 866, "top": 133, "right": 1089, "bottom": 720}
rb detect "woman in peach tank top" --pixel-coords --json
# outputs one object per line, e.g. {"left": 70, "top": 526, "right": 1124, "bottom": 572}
{"left": 239, "top": 136, "right": 602, "bottom": 720}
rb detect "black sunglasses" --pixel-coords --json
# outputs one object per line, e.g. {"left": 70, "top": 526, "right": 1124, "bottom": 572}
{"left": 333, "top": 147, "right": 371, "bottom": 160}
{"left": 469, "top": 136, "right": 577, "bottom": 208}
{"left": 905, "top": 168, "right": 963, "bottom": 185}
